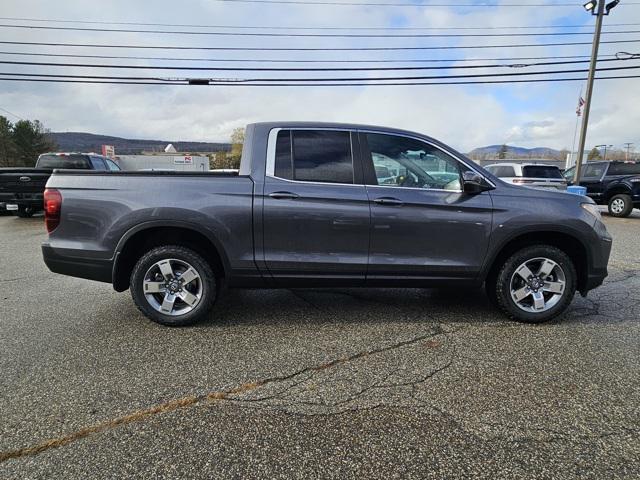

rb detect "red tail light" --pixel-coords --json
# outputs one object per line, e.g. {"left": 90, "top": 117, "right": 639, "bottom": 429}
{"left": 44, "top": 188, "right": 62, "bottom": 233}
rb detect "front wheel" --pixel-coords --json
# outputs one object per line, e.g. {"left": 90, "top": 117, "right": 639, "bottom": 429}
{"left": 494, "top": 246, "right": 576, "bottom": 324}
{"left": 608, "top": 194, "right": 633, "bottom": 218}
{"left": 130, "top": 245, "right": 217, "bottom": 327}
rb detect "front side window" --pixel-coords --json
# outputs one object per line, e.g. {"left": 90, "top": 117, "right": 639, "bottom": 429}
{"left": 90, "top": 157, "right": 107, "bottom": 170}
{"left": 583, "top": 163, "right": 606, "bottom": 178}
{"left": 105, "top": 158, "right": 121, "bottom": 171}
{"left": 274, "top": 130, "right": 354, "bottom": 184}
{"left": 366, "top": 133, "right": 462, "bottom": 191}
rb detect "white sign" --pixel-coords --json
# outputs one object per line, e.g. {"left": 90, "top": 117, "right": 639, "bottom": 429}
{"left": 174, "top": 156, "right": 193, "bottom": 165}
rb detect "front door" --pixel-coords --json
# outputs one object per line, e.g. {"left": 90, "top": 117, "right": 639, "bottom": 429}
{"left": 262, "top": 129, "right": 370, "bottom": 284}
{"left": 360, "top": 131, "right": 493, "bottom": 282}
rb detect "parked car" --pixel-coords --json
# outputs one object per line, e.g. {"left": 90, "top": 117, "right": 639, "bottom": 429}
{"left": 0, "top": 153, "right": 120, "bottom": 217}
{"left": 563, "top": 161, "right": 640, "bottom": 217}
{"left": 485, "top": 163, "right": 567, "bottom": 190}
{"left": 42, "top": 122, "right": 611, "bottom": 326}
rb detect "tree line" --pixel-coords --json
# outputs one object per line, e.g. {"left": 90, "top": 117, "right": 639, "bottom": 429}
{"left": 0, "top": 116, "right": 58, "bottom": 167}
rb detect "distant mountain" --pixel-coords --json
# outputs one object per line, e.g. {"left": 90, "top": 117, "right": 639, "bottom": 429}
{"left": 468, "top": 145, "right": 562, "bottom": 159}
{"left": 49, "top": 132, "right": 231, "bottom": 155}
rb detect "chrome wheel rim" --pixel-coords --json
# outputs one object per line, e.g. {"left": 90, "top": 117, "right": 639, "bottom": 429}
{"left": 143, "top": 259, "right": 203, "bottom": 316}
{"left": 510, "top": 257, "right": 566, "bottom": 313}
{"left": 611, "top": 198, "right": 625, "bottom": 214}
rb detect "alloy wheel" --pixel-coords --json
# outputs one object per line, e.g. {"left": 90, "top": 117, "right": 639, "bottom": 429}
{"left": 143, "top": 258, "right": 203, "bottom": 316}
{"left": 509, "top": 257, "right": 566, "bottom": 313}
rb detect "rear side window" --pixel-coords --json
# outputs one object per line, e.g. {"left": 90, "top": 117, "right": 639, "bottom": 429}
{"left": 522, "top": 166, "right": 563, "bottom": 179}
{"left": 274, "top": 130, "right": 354, "bottom": 184}
{"left": 607, "top": 163, "right": 640, "bottom": 175}
{"left": 490, "top": 165, "right": 516, "bottom": 177}
{"left": 36, "top": 154, "right": 90, "bottom": 169}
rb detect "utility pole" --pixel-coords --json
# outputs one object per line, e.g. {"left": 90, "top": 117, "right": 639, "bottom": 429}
{"left": 573, "top": 0, "right": 619, "bottom": 183}
{"left": 624, "top": 142, "right": 634, "bottom": 161}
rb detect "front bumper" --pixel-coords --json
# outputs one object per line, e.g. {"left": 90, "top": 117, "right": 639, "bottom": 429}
{"left": 42, "top": 244, "right": 113, "bottom": 284}
{"left": 581, "top": 232, "right": 612, "bottom": 295}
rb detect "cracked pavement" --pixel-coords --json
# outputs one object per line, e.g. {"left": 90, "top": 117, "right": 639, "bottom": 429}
{"left": 0, "top": 211, "right": 639, "bottom": 479}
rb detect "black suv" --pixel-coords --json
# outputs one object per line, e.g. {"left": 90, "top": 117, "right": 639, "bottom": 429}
{"left": 564, "top": 161, "right": 640, "bottom": 217}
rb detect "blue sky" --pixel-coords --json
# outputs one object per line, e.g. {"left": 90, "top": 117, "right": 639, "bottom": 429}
{"left": 0, "top": 0, "right": 638, "bottom": 152}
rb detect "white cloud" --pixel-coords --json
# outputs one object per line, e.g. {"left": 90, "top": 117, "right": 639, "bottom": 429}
{"left": 0, "top": 0, "right": 638, "bottom": 152}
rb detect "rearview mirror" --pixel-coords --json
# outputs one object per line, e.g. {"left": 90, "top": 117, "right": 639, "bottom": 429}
{"left": 462, "top": 171, "right": 492, "bottom": 194}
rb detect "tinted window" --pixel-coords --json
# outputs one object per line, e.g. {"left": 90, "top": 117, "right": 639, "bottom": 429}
{"left": 366, "top": 133, "right": 462, "bottom": 191}
{"left": 36, "top": 154, "right": 90, "bottom": 169}
{"left": 607, "top": 162, "right": 640, "bottom": 175}
{"left": 274, "top": 130, "right": 293, "bottom": 180}
{"left": 105, "top": 159, "right": 121, "bottom": 171}
{"left": 583, "top": 163, "right": 606, "bottom": 178}
{"left": 291, "top": 130, "right": 353, "bottom": 184}
{"left": 490, "top": 165, "right": 516, "bottom": 177}
{"left": 522, "top": 166, "right": 563, "bottom": 179}
{"left": 90, "top": 157, "right": 107, "bottom": 170}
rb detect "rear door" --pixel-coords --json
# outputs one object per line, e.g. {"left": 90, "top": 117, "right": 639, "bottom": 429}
{"left": 261, "top": 128, "right": 370, "bottom": 284}
{"left": 360, "top": 131, "right": 493, "bottom": 282}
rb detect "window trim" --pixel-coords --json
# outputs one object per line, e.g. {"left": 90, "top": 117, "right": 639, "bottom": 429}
{"left": 266, "top": 127, "right": 493, "bottom": 191}
{"left": 266, "top": 127, "right": 360, "bottom": 187}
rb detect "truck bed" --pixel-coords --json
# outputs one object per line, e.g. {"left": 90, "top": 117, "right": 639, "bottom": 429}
{"left": 44, "top": 170, "right": 256, "bottom": 283}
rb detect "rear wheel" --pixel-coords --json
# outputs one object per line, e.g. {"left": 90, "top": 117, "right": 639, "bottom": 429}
{"left": 494, "top": 245, "right": 576, "bottom": 324}
{"left": 608, "top": 194, "right": 633, "bottom": 218}
{"left": 130, "top": 245, "right": 217, "bottom": 327}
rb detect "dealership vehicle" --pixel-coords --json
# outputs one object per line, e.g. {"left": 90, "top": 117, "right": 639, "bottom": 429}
{"left": 0, "top": 153, "right": 120, "bottom": 217}
{"left": 563, "top": 161, "right": 640, "bottom": 217}
{"left": 42, "top": 122, "right": 612, "bottom": 326}
{"left": 485, "top": 163, "right": 567, "bottom": 190}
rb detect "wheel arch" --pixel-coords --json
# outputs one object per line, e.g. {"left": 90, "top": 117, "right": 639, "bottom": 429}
{"left": 483, "top": 230, "right": 590, "bottom": 294}
{"left": 604, "top": 184, "right": 632, "bottom": 202}
{"left": 112, "top": 221, "right": 230, "bottom": 292}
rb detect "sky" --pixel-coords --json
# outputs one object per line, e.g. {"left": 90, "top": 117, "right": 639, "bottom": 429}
{"left": 0, "top": 0, "right": 639, "bottom": 153}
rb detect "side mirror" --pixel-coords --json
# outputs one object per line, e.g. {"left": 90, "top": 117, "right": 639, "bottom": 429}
{"left": 462, "top": 171, "right": 492, "bottom": 194}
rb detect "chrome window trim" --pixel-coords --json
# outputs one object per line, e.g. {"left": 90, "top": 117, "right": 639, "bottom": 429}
{"left": 266, "top": 127, "right": 358, "bottom": 187}
{"left": 265, "top": 126, "right": 495, "bottom": 190}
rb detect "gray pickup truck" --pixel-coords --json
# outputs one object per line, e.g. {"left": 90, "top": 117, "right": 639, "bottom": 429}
{"left": 42, "top": 122, "right": 612, "bottom": 326}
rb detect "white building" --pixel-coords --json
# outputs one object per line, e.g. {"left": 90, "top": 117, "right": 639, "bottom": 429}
{"left": 115, "top": 154, "right": 209, "bottom": 172}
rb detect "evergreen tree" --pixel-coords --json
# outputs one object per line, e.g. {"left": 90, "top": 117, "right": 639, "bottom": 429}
{"left": 12, "top": 119, "right": 57, "bottom": 167}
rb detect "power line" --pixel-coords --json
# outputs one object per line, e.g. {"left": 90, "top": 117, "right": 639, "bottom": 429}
{"left": 3, "top": 63, "right": 639, "bottom": 82}
{"left": 2, "top": 38, "right": 639, "bottom": 51}
{"left": 1, "top": 16, "right": 639, "bottom": 30}
{"left": 211, "top": 0, "right": 640, "bottom": 6}
{"left": 1, "top": 56, "right": 636, "bottom": 72}
{"left": 3, "top": 23, "right": 640, "bottom": 37}
{"left": 1, "top": 74, "right": 639, "bottom": 86}
{"left": 1, "top": 50, "right": 615, "bottom": 64}
{"left": 0, "top": 106, "right": 23, "bottom": 120}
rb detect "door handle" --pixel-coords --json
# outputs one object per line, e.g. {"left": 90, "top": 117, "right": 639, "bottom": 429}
{"left": 373, "top": 197, "right": 404, "bottom": 206}
{"left": 269, "top": 191, "right": 299, "bottom": 200}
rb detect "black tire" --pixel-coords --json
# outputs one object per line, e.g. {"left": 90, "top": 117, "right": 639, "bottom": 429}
{"left": 494, "top": 245, "right": 576, "bottom": 324}
{"left": 130, "top": 245, "right": 217, "bottom": 327}
{"left": 15, "top": 206, "right": 35, "bottom": 218}
{"left": 608, "top": 194, "right": 633, "bottom": 218}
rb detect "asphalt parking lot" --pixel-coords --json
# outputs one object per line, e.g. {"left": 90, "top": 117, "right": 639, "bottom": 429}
{"left": 1, "top": 211, "right": 639, "bottom": 479}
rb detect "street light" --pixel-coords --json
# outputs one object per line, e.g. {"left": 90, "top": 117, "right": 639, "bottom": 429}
{"left": 595, "top": 144, "right": 613, "bottom": 161}
{"left": 573, "top": 0, "right": 621, "bottom": 183}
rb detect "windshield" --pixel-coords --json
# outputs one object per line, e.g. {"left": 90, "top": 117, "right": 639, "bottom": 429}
{"left": 36, "top": 154, "right": 90, "bottom": 169}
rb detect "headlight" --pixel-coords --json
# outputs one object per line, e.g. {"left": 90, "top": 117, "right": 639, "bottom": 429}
{"left": 581, "top": 202, "right": 602, "bottom": 221}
